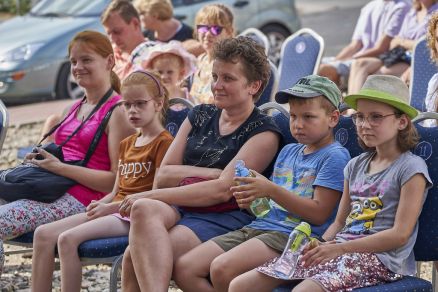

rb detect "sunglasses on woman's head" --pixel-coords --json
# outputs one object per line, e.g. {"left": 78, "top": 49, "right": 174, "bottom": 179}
{"left": 197, "top": 25, "right": 223, "bottom": 36}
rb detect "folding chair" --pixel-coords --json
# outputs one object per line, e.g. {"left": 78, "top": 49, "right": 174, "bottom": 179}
{"left": 6, "top": 98, "right": 195, "bottom": 291}
{"left": 410, "top": 36, "right": 438, "bottom": 111}
{"left": 0, "top": 100, "right": 9, "bottom": 154}
{"left": 277, "top": 28, "right": 324, "bottom": 91}
{"left": 258, "top": 102, "right": 294, "bottom": 146}
{"left": 256, "top": 62, "right": 279, "bottom": 107}
{"left": 239, "top": 27, "right": 270, "bottom": 57}
{"left": 273, "top": 115, "right": 438, "bottom": 292}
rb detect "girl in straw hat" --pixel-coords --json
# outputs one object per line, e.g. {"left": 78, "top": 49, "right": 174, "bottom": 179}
{"left": 228, "top": 75, "right": 432, "bottom": 292}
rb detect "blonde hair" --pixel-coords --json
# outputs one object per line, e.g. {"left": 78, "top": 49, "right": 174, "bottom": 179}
{"left": 427, "top": 12, "right": 438, "bottom": 61}
{"left": 133, "top": 0, "right": 173, "bottom": 20}
{"left": 68, "top": 31, "right": 120, "bottom": 93}
{"left": 150, "top": 53, "right": 185, "bottom": 76}
{"left": 414, "top": 0, "right": 438, "bottom": 11}
{"left": 101, "top": 0, "right": 140, "bottom": 24}
{"left": 194, "top": 4, "right": 235, "bottom": 38}
{"left": 121, "top": 71, "right": 169, "bottom": 125}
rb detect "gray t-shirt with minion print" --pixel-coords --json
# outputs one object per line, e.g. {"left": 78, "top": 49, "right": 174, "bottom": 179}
{"left": 337, "top": 151, "right": 432, "bottom": 275}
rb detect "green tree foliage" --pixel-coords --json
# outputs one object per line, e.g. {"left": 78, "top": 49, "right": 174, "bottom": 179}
{"left": 0, "top": 0, "right": 32, "bottom": 15}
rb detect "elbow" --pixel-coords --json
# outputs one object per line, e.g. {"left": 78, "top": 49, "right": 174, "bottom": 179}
{"left": 310, "top": 216, "right": 329, "bottom": 226}
{"left": 212, "top": 178, "right": 233, "bottom": 203}
{"left": 394, "top": 231, "right": 411, "bottom": 247}
{"left": 308, "top": 210, "right": 333, "bottom": 226}
{"left": 154, "top": 167, "right": 168, "bottom": 188}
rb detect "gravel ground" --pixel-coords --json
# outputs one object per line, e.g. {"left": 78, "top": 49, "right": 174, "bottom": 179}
{"left": 0, "top": 123, "right": 434, "bottom": 291}
{"left": 0, "top": 122, "right": 182, "bottom": 291}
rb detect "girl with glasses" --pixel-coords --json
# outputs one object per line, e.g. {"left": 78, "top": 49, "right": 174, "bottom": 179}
{"left": 31, "top": 70, "right": 173, "bottom": 291}
{"left": 189, "top": 3, "right": 235, "bottom": 105}
{"left": 229, "top": 75, "right": 432, "bottom": 292}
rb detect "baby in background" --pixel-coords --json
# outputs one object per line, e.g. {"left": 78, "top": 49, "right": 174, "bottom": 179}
{"left": 142, "top": 40, "right": 197, "bottom": 109}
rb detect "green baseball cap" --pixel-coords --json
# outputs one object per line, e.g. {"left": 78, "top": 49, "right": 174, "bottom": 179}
{"left": 344, "top": 75, "right": 418, "bottom": 119}
{"left": 275, "top": 75, "right": 341, "bottom": 108}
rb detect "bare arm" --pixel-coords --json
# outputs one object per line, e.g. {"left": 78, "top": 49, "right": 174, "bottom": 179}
{"left": 97, "top": 172, "right": 121, "bottom": 204}
{"left": 353, "top": 35, "right": 392, "bottom": 59}
{"left": 182, "top": 39, "right": 205, "bottom": 57}
{"left": 335, "top": 40, "right": 363, "bottom": 61}
{"left": 390, "top": 37, "right": 416, "bottom": 51}
{"left": 31, "top": 105, "right": 136, "bottom": 193}
{"left": 120, "top": 130, "right": 280, "bottom": 215}
{"left": 337, "top": 174, "right": 426, "bottom": 253}
{"left": 322, "top": 180, "right": 351, "bottom": 241}
{"left": 233, "top": 174, "right": 341, "bottom": 226}
{"left": 154, "top": 118, "right": 222, "bottom": 189}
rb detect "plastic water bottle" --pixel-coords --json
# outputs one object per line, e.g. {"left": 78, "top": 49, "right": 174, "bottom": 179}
{"left": 234, "top": 160, "right": 270, "bottom": 217}
{"left": 273, "top": 222, "right": 311, "bottom": 278}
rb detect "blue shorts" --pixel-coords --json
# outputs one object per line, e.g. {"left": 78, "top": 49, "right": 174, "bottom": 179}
{"left": 177, "top": 209, "right": 255, "bottom": 242}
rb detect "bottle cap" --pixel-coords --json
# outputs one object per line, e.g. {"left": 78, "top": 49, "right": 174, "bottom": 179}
{"left": 295, "top": 222, "right": 311, "bottom": 237}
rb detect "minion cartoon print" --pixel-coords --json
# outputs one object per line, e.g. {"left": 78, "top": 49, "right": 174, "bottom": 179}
{"left": 344, "top": 196, "right": 383, "bottom": 234}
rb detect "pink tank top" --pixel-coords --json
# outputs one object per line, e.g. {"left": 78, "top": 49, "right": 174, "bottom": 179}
{"left": 55, "top": 95, "right": 121, "bottom": 206}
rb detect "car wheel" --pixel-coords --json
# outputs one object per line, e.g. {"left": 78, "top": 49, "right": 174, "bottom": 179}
{"left": 261, "top": 24, "right": 291, "bottom": 65}
{"left": 55, "top": 63, "right": 83, "bottom": 100}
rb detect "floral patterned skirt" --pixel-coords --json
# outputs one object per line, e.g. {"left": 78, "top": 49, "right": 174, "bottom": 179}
{"left": 257, "top": 252, "right": 402, "bottom": 291}
{"left": 0, "top": 193, "right": 85, "bottom": 276}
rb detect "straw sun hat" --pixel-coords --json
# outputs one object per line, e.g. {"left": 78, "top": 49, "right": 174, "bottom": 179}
{"left": 344, "top": 75, "right": 418, "bottom": 119}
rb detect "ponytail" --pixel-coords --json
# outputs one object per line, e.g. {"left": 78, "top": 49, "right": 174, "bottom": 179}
{"left": 110, "top": 70, "right": 121, "bottom": 94}
{"left": 160, "top": 86, "right": 170, "bottom": 126}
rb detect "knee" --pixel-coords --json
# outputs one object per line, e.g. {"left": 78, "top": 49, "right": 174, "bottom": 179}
{"left": 352, "top": 58, "right": 369, "bottom": 69}
{"left": 122, "top": 246, "right": 134, "bottom": 271}
{"left": 210, "top": 255, "right": 233, "bottom": 287}
{"left": 57, "top": 231, "right": 78, "bottom": 256}
{"left": 34, "top": 225, "right": 58, "bottom": 248}
{"left": 173, "top": 254, "right": 193, "bottom": 286}
{"left": 379, "top": 66, "right": 392, "bottom": 75}
{"left": 130, "top": 198, "right": 159, "bottom": 223}
{"left": 229, "top": 276, "right": 250, "bottom": 292}
{"left": 318, "top": 64, "right": 339, "bottom": 85}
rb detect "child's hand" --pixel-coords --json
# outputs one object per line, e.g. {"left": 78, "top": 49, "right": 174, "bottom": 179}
{"left": 119, "top": 194, "right": 143, "bottom": 217}
{"left": 231, "top": 170, "right": 272, "bottom": 208}
{"left": 86, "top": 201, "right": 113, "bottom": 220}
{"left": 302, "top": 237, "right": 321, "bottom": 254}
{"left": 300, "top": 240, "right": 343, "bottom": 267}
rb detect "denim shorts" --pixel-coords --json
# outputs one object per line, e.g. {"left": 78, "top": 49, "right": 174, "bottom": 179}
{"left": 177, "top": 208, "right": 255, "bottom": 242}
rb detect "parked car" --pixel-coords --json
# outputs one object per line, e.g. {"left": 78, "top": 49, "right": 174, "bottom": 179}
{"left": 172, "top": 0, "right": 301, "bottom": 64}
{"left": 0, "top": 0, "right": 110, "bottom": 104}
{"left": 0, "top": 0, "right": 300, "bottom": 104}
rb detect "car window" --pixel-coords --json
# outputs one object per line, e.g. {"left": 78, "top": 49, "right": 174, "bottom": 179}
{"left": 31, "top": 0, "right": 110, "bottom": 17}
{"left": 172, "top": 0, "right": 212, "bottom": 7}
{"left": 171, "top": 0, "right": 185, "bottom": 7}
